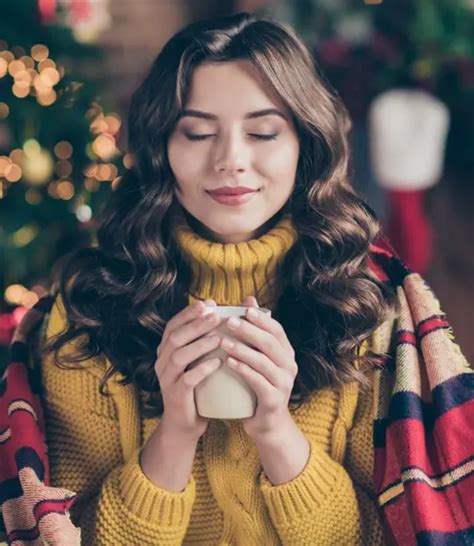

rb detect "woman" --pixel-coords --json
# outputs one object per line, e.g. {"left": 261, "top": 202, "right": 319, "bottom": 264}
{"left": 35, "top": 11, "right": 471, "bottom": 546}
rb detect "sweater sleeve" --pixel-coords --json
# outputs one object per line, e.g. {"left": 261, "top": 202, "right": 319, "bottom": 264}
{"left": 42, "top": 295, "right": 196, "bottom": 545}
{"left": 90, "top": 446, "right": 196, "bottom": 545}
{"left": 258, "top": 369, "right": 388, "bottom": 545}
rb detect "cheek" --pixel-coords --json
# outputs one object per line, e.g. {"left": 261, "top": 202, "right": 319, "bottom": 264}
{"left": 168, "top": 138, "right": 205, "bottom": 182}
{"left": 259, "top": 140, "right": 299, "bottom": 181}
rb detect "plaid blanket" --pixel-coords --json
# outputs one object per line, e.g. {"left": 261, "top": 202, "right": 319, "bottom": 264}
{"left": 0, "top": 248, "right": 472, "bottom": 545}
{"left": 369, "top": 246, "right": 474, "bottom": 545}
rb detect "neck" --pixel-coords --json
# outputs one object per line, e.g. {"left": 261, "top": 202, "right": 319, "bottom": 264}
{"left": 171, "top": 206, "right": 298, "bottom": 309}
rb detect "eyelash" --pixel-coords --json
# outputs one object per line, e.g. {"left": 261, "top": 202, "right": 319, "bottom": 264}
{"left": 185, "top": 133, "right": 278, "bottom": 142}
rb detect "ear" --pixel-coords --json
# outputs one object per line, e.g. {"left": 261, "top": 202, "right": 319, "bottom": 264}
{"left": 241, "top": 295, "right": 259, "bottom": 308}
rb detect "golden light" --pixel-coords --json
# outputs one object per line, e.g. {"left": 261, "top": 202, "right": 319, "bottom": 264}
{"left": 37, "top": 90, "right": 57, "bottom": 106}
{"left": 111, "top": 176, "right": 122, "bottom": 190}
{"left": 14, "top": 69, "right": 32, "bottom": 89}
{"left": 25, "top": 189, "right": 42, "bottom": 205}
{"left": 84, "top": 177, "right": 99, "bottom": 191}
{"left": 10, "top": 149, "right": 24, "bottom": 163}
{"left": 5, "top": 284, "right": 28, "bottom": 305}
{"left": 11, "top": 224, "right": 38, "bottom": 247}
{"left": 33, "top": 73, "right": 51, "bottom": 94}
{"left": 92, "top": 133, "right": 119, "bottom": 160}
{"left": 0, "top": 156, "right": 11, "bottom": 175}
{"left": 47, "top": 181, "right": 58, "bottom": 198}
{"left": 5, "top": 164, "right": 22, "bottom": 182}
{"left": 20, "top": 56, "right": 35, "bottom": 69}
{"left": 40, "top": 67, "right": 60, "bottom": 86}
{"left": 24, "top": 139, "right": 41, "bottom": 156}
{"left": 83, "top": 164, "right": 97, "bottom": 177}
{"left": 57, "top": 180, "right": 74, "bottom": 200}
{"left": 8, "top": 59, "right": 26, "bottom": 77}
{"left": 12, "top": 83, "right": 30, "bottom": 98}
{"left": 0, "top": 51, "right": 14, "bottom": 63}
{"left": 38, "top": 59, "right": 56, "bottom": 71}
{"left": 0, "top": 102, "right": 9, "bottom": 119}
{"left": 123, "top": 153, "right": 134, "bottom": 168}
{"left": 22, "top": 142, "right": 54, "bottom": 185}
{"left": 90, "top": 114, "right": 108, "bottom": 134}
{"left": 22, "top": 291, "right": 40, "bottom": 308}
{"left": 55, "top": 160, "right": 73, "bottom": 177}
{"left": 0, "top": 58, "right": 8, "bottom": 78}
{"left": 96, "top": 163, "right": 112, "bottom": 180}
{"left": 54, "top": 141, "right": 73, "bottom": 159}
{"left": 104, "top": 114, "right": 121, "bottom": 135}
{"left": 31, "top": 44, "right": 49, "bottom": 62}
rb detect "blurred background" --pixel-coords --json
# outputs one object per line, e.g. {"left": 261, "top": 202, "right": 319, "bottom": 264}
{"left": 0, "top": 0, "right": 473, "bottom": 371}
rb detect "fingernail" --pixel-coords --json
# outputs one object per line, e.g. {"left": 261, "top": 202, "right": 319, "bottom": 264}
{"left": 228, "top": 317, "right": 241, "bottom": 328}
{"left": 247, "top": 308, "right": 258, "bottom": 318}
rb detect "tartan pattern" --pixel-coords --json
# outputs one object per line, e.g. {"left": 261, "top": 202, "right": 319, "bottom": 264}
{"left": 0, "top": 297, "right": 80, "bottom": 545}
{"left": 369, "top": 245, "right": 474, "bottom": 545}
{"left": 0, "top": 248, "right": 472, "bottom": 544}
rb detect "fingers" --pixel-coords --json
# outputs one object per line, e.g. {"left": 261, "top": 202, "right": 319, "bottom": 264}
{"left": 241, "top": 296, "right": 259, "bottom": 307}
{"left": 168, "top": 311, "right": 220, "bottom": 351}
{"left": 181, "top": 357, "right": 222, "bottom": 388}
{"left": 161, "top": 300, "right": 206, "bottom": 347}
{"left": 160, "top": 334, "right": 222, "bottom": 385}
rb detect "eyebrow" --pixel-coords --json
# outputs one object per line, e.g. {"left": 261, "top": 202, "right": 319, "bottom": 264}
{"left": 180, "top": 108, "right": 288, "bottom": 121}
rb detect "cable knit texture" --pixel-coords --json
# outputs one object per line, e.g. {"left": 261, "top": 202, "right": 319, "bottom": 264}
{"left": 41, "top": 211, "right": 388, "bottom": 545}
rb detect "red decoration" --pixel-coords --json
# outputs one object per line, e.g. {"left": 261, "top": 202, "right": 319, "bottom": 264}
{"left": 38, "top": 0, "right": 57, "bottom": 24}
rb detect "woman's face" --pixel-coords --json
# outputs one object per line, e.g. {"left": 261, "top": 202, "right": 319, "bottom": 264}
{"left": 167, "top": 59, "right": 300, "bottom": 243}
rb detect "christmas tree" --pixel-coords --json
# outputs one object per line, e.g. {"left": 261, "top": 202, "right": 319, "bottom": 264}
{"left": 0, "top": 0, "right": 124, "bottom": 367}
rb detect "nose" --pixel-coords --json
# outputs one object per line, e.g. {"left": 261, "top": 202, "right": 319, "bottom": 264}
{"left": 213, "top": 131, "right": 248, "bottom": 175}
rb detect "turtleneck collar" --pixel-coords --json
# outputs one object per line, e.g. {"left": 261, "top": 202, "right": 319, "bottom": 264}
{"left": 170, "top": 208, "right": 298, "bottom": 310}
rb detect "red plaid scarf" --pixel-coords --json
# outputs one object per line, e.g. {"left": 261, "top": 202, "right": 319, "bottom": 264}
{"left": 0, "top": 248, "right": 472, "bottom": 545}
{"left": 369, "top": 245, "right": 474, "bottom": 545}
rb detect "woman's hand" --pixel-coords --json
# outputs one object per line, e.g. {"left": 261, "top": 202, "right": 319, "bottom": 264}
{"left": 154, "top": 298, "right": 222, "bottom": 441}
{"left": 222, "top": 296, "right": 298, "bottom": 441}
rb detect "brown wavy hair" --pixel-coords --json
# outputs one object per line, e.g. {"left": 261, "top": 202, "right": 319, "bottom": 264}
{"left": 42, "top": 12, "right": 397, "bottom": 417}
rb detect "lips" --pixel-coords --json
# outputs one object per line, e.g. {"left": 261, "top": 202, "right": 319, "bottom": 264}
{"left": 206, "top": 187, "right": 260, "bottom": 196}
{"left": 207, "top": 189, "right": 260, "bottom": 206}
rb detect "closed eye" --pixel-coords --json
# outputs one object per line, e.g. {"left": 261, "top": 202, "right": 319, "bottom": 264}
{"left": 185, "top": 133, "right": 278, "bottom": 142}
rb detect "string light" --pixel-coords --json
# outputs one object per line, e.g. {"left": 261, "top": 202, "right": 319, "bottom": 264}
{"left": 25, "top": 189, "right": 43, "bottom": 205}
{"left": 123, "top": 153, "right": 134, "bottom": 168}
{"left": 55, "top": 160, "right": 73, "bottom": 177}
{"left": 76, "top": 204, "right": 92, "bottom": 222}
{"left": 5, "top": 284, "right": 28, "bottom": 305}
{"left": 31, "top": 44, "right": 49, "bottom": 61}
{"left": 56, "top": 180, "right": 74, "bottom": 200}
{"left": 11, "top": 224, "right": 38, "bottom": 247}
{"left": 0, "top": 58, "right": 7, "bottom": 77}
{"left": 54, "top": 141, "right": 73, "bottom": 159}
{"left": 92, "top": 133, "right": 118, "bottom": 160}
{"left": 0, "top": 102, "right": 9, "bottom": 118}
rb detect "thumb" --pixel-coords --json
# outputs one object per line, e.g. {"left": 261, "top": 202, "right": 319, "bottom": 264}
{"left": 203, "top": 298, "right": 217, "bottom": 306}
{"left": 241, "top": 295, "right": 259, "bottom": 307}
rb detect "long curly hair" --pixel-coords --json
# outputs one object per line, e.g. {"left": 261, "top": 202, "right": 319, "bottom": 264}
{"left": 42, "top": 12, "right": 397, "bottom": 417}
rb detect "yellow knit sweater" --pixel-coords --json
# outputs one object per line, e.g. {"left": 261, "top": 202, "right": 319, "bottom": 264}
{"left": 41, "top": 211, "right": 389, "bottom": 545}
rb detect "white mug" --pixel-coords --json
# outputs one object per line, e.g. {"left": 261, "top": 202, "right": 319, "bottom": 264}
{"left": 189, "top": 305, "right": 271, "bottom": 419}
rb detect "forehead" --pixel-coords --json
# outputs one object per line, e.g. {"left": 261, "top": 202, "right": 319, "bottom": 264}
{"left": 184, "top": 60, "right": 287, "bottom": 118}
